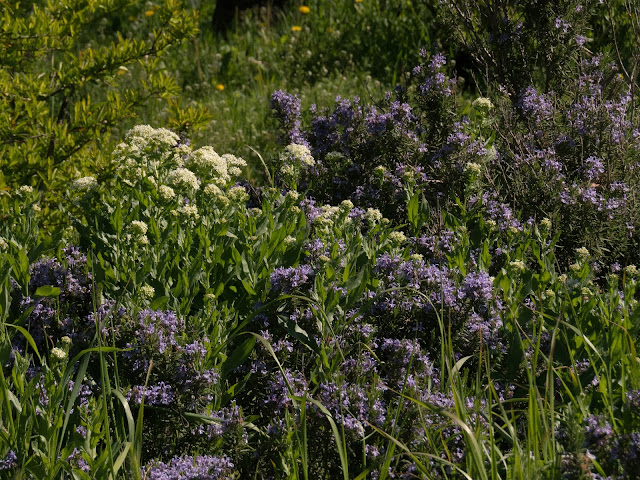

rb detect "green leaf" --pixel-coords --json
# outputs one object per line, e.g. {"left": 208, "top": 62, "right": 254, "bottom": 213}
{"left": 34, "top": 285, "right": 61, "bottom": 297}
{"left": 408, "top": 192, "right": 419, "bottom": 231}
{"left": 149, "top": 296, "right": 169, "bottom": 310}
{"left": 5, "top": 323, "right": 42, "bottom": 364}
{"left": 241, "top": 279, "right": 256, "bottom": 295}
{"left": 222, "top": 336, "right": 256, "bottom": 377}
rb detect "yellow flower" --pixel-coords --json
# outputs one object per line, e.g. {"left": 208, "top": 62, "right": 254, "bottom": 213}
{"left": 291, "top": 25, "right": 302, "bottom": 32}
{"left": 144, "top": 9, "right": 155, "bottom": 16}
{"left": 355, "top": 0, "right": 363, "bottom": 2}
{"left": 299, "top": 5, "right": 310, "bottom": 13}
{"left": 216, "top": 84, "right": 225, "bottom": 91}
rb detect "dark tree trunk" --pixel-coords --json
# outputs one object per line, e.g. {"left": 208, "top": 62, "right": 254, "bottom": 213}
{"left": 212, "top": 0, "right": 287, "bottom": 34}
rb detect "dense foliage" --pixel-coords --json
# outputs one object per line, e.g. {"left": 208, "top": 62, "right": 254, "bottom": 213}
{"left": 1, "top": 0, "right": 640, "bottom": 479}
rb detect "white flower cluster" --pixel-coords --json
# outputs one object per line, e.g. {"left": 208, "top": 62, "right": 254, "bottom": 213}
{"left": 540, "top": 217, "right": 552, "bottom": 230}
{"left": 286, "top": 190, "right": 300, "bottom": 202}
{"left": 279, "top": 144, "right": 315, "bottom": 181}
{"left": 284, "top": 235, "right": 297, "bottom": 248}
{"left": 178, "top": 204, "right": 200, "bottom": 219}
{"left": 186, "top": 147, "right": 246, "bottom": 186}
{"left": 113, "top": 125, "right": 183, "bottom": 184}
{"left": 140, "top": 284, "right": 155, "bottom": 299}
{"left": 576, "top": 247, "right": 590, "bottom": 259}
{"left": 72, "top": 176, "right": 98, "bottom": 192}
{"left": 364, "top": 208, "right": 383, "bottom": 224}
{"left": 130, "top": 220, "right": 148, "bottom": 236}
{"left": 472, "top": 97, "right": 494, "bottom": 111}
{"left": 123, "top": 125, "right": 180, "bottom": 155}
{"left": 312, "top": 205, "right": 342, "bottom": 234}
{"left": 464, "top": 162, "right": 482, "bottom": 175}
{"left": 227, "top": 186, "right": 249, "bottom": 203}
{"left": 388, "top": 231, "right": 407, "bottom": 244}
{"left": 339, "top": 200, "right": 354, "bottom": 212}
{"left": 167, "top": 168, "right": 200, "bottom": 191}
{"left": 158, "top": 185, "right": 176, "bottom": 200}
{"left": 0, "top": 237, "right": 8, "bottom": 251}
{"left": 509, "top": 260, "right": 526, "bottom": 273}
{"left": 50, "top": 347, "right": 67, "bottom": 360}
{"left": 204, "top": 183, "right": 229, "bottom": 206}
{"left": 281, "top": 144, "right": 315, "bottom": 167}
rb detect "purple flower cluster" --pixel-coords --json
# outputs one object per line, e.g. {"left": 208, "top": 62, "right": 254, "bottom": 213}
{"left": 584, "top": 414, "right": 614, "bottom": 451}
{"left": 118, "top": 309, "right": 218, "bottom": 420}
{"left": 135, "top": 309, "right": 184, "bottom": 355}
{"left": 370, "top": 251, "right": 504, "bottom": 352}
{"left": 628, "top": 390, "right": 640, "bottom": 415}
{"left": 127, "top": 383, "right": 174, "bottom": 406}
{"left": 15, "top": 246, "right": 95, "bottom": 353}
{"left": 194, "top": 402, "right": 244, "bottom": 439}
{"left": 317, "top": 381, "right": 380, "bottom": 435}
{"left": 264, "top": 369, "right": 308, "bottom": 414}
{"left": 67, "top": 448, "right": 90, "bottom": 474}
{"left": 270, "top": 90, "right": 307, "bottom": 146}
{"left": 0, "top": 451, "right": 17, "bottom": 471}
{"left": 270, "top": 54, "right": 457, "bottom": 216}
{"left": 416, "top": 51, "right": 456, "bottom": 98}
{"left": 270, "top": 264, "right": 315, "bottom": 293}
{"left": 519, "top": 86, "right": 555, "bottom": 123}
{"left": 142, "top": 455, "right": 234, "bottom": 480}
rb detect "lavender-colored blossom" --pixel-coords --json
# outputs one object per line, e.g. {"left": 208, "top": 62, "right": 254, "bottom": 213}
{"left": 583, "top": 156, "right": 604, "bottom": 180}
{"left": 584, "top": 414, "right": 614, "bottom": 451}
{"left": 127, "top": 382, "right": 174, "bottom": 406}
{"left": 195, "top": 402, "right": 244, "bottom": 439}
{"left": 0, "top": 451, "right": 17, "bottom": 471}
{"left": 270, "top": 264, "right": 315, "bottom": 293}
{"left": 271, "top": 90, "right": 307, "bottom": 146}
{"left": 136, "top": 309, "right": 184, "bottom": 354}
{"left": 142, "top": 455, "right": 234, "bottom": 480}
{"left": 459, "top": 271, "right": 494, "bottom": 304}
{"left": 519, "top": 86, "right": 555, "bottom": 123}
{"left": 67, "top": 448, "right": 90, "bottom": 473}
{"left": 15, "top": 247, "right": 96, "bottom": 353}
{"left": 264, "top": 369, "right": 307, "bottom": 414}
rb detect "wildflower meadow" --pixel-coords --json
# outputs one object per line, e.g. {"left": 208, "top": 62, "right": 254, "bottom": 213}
{"left": 2, "top": 0, "right": 640, "bottom": 478}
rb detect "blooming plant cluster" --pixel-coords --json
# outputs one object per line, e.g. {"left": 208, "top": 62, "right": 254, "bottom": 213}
{"left": 2, "top": 1, "right": 640, "bottom": 478}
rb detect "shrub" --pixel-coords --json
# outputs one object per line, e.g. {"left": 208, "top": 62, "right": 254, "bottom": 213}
{"left": 0, "top": 0, "right": 198, "bottom": 220}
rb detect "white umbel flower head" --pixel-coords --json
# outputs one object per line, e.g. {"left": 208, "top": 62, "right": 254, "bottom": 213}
{"left": 228, "top": 186, "right": 249, "bottom": 203}
{"left": 472, "top": 97, "right": 494, "bottom": 111}
{"left": 73, "top": 176, "right": 98, "bottom": 192}
{"left": 51, "top": 347, "right": 67, "bottom": 360}
{"left": 167, "top": 168, "right": 200, "bottom": 191}
{"left": 113, "top": 125, "right": 182, "bottom": 184}
{"left": 576, "top": 247, "right": 590, "bottom": 259}
{"left": 125, "top": 125, "right": 179, "bottom": 151}
{"left": 140, "top": 284, "right": 155, "bottom": 299}
{"left": 388, "top": 231, "right": 407, "bottom": 244}
{"left": 204, "top": 184, "right": 229, "bottom": 205}
{"left": 158, "top": 185, "right": 175, "bottom": 200}
{"left": 280, "top": 144, "right": 315, "bottom": 168}
{"left": 178, "top": 204, "right": 200, "bottom": 219}
{"left": 509, "top": 260, "right": 526, "bottom": 273}
{"left": 364, "top": 208, "right": 383, "bottom": 224}
{"left": 130, "top": 220, "right": 148, "bottom": 236}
